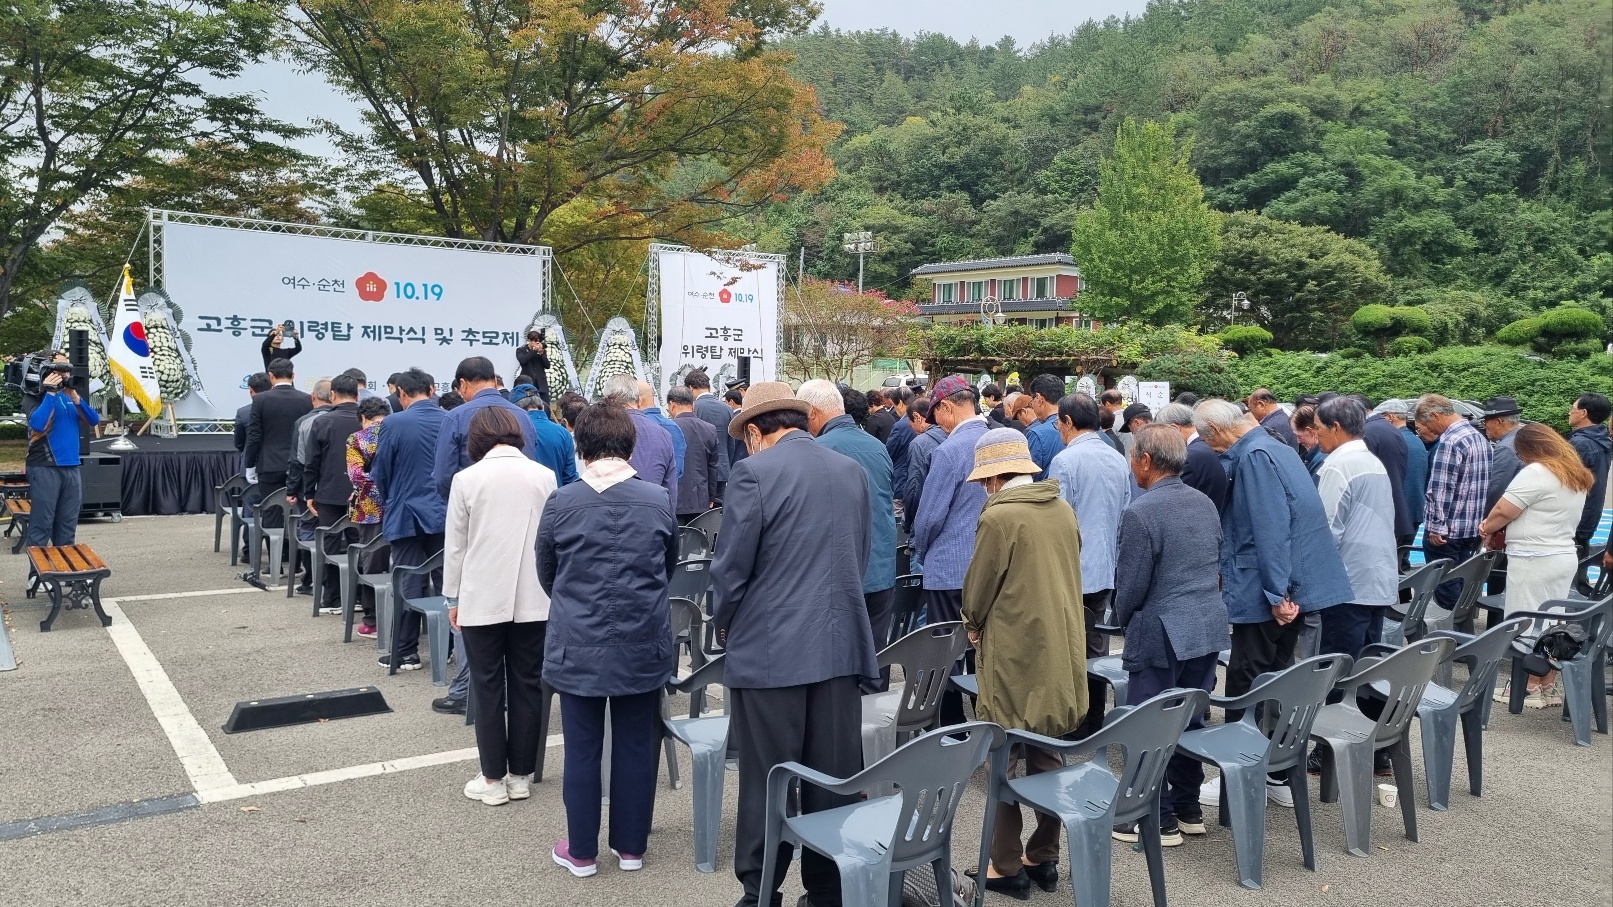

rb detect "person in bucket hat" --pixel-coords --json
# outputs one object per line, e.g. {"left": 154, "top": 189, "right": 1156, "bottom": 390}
{"left": 960, "top": 427, "right": 1088, "bottom": 897}
{"left": 709, "top": 380, "right": 879, "bottom": 907}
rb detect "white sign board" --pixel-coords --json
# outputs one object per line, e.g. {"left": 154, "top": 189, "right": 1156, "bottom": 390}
{"left": 160, "top": 220, "right": 547, "bottom": 417}
{"left": 656, "top": 248, "right": 779, "bottom": 398}
{"left": 1138, "top": 381, "right": 1171, "bottom": 414}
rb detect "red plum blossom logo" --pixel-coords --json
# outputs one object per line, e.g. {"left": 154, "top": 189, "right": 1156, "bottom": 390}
{"left": 356, "top": 271, "right": 387, "bottom": 302}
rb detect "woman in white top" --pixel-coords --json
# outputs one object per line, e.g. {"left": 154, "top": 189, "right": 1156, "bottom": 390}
{"left": 444, "top": 406, "right": 558, "bottom": 805}
{"left": 1478, "top": 423, "right": 1592, "bottom": 705}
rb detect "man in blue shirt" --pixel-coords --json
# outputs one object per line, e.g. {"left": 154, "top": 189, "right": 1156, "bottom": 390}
{"left": 1024, "top": 373, "right": 1064, "bottom": 479}
{"left": 513, "top": 382, "right": 579, "bottom": 486}
{"left": 25, "top": 365, "right": 100, "bottom": 548}
{"left": 1047, "top": 392, "right": 1132, "bottom": 737}
{"left": 432, "top": 356, "right": 537, "bottom": 501}
{"left": 371, "top": 368, "right": 450, "bottom": 675}
{"left": 800, "top": 380, "right": 898, "bottom": 681}
{"left": 637, "top": 380, "right": 685, "bottom": 482}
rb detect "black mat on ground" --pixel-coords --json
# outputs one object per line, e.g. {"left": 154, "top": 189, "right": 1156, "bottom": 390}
{"left": 88, "top": 435, "right": 238, "bottom": 517}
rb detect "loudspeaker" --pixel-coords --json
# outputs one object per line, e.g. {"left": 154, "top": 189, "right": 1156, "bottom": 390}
{"left": 735, "top": 355, "right": 752, "bottom": 386}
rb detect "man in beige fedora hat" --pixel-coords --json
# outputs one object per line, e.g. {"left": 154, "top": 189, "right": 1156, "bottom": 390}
{"left": 709, "top": 380, "right": 880, "bottom": 907}
{"left": 961, "top": 427, "right": 1088, "bottom": 897}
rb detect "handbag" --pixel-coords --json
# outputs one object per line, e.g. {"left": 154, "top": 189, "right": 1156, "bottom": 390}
{"left": 1519, "top": 623, "right": 1588, "bottom": 677}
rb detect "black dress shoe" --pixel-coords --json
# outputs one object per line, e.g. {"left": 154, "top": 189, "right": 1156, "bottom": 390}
{"left": 431, "top": 696, "right": 467, "bottom": 715}
{"left": 1023, "top": 861, "right": 1058, "bottom": 892}
{"left": 294, "top": 583, "right": 313, "bottom": 596}
{"left": 964, "top": 867, "right": 1031, "bottom": 901}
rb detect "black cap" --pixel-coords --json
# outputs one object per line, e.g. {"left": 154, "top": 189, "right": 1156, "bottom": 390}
{"left": 1119, "top": 402, "right": 1152, "bottom": 432}
{"left": 1481, "top": 396, "right": 1521, "bottom": 419}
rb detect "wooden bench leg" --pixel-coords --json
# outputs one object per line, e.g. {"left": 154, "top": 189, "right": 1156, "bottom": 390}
{"left": 39, "top": 580, "right": 63, "bottom": 632}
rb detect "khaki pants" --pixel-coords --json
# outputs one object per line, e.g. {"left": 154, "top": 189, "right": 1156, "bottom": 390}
{"left": 991, "top": 743, "right": 1064, "bottom": 874}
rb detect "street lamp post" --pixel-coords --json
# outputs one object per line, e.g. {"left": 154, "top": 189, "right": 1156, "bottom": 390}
{"left": 842, "top": 231, "right": 875, "bottom": 294}
{"left": 1226, "top": 291, "right": 1251, "bottom": 325}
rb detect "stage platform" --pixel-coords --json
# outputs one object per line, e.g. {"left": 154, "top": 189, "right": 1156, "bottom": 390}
{"left": 88, "top": 434, "right": 237, "bottom": 516}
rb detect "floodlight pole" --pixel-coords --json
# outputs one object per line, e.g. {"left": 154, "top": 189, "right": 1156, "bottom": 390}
{"left": 842, "top": 231, "right": 875, "bottom": 294}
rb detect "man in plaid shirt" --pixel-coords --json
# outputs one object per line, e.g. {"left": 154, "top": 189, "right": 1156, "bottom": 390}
{"left": 1414, "top": 394, "right": 1491, "bottom": 612}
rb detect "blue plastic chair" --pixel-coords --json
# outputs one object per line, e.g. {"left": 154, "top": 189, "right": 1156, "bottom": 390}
{"left": 761, "top": 721, "right": 1000, "bottom": 907}
{"left": 976, "top": 689, "right": 1208, "bottom": 907}
{"left": 1363, "top": 617, "right": 1529, "bottom": 810}
{"left": 387, "top": 551, "right": 450, "bottom": 686}
{"left": 1503, "top": 596, "right": 1612, "bottom": 746}
{"left": 1309, "top": 638, "right": 1455, "bottom": 857}
{"left": 885, "top": 574, "right": 926, "bottom": 646}
{"left": 669, "top": 557, "right": 713, "bottom": 609}
{"left": 662, "top": 655, "right": 730, "bottom": 873}
{"left": 1178, "top": 654, "right": 1352, "bottom": 889}
{"left": 1086, "top": 655, "right": 1128, "bottom": 714}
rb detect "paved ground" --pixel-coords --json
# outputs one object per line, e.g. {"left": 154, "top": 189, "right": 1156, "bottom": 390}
{"left": 1, "top": 514, "right": 1608, "bottom": 907}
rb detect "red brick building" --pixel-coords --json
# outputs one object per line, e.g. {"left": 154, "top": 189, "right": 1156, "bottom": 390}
{"left": 911, "top": 253, "right": 1096, "bottom": 328}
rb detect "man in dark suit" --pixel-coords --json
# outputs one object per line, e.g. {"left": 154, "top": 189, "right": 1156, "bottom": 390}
{"left": 710, "top": 382, "right": 878, "bottom": 907}
{"left": 864, "top": 388, "right": 896, "bottom": 442}
{"left": 1111, "top": 425, "right": 1228, "bottom": 841}
{"left": 1354, "top": 394, "right": 1412, "bottom": 543}
{"left": 304, "top": 374, "right": 363, "bottom": 612}
{"left": 244, "top": 357, "right": 314, "bottom": 524}
{"left": 1156, "top": 402, "right": 1228, "bottom": 511}
{"left": 234, "top": 373, "right": 270, "bottom": 470}
{"left": 1246, "top": 388, "right": 1299, "bottom": 452}
{"left": 685, "top": 368, "right": 733, "bottom": 498}
{"left": 667, "top": 386, "right": 721, "bottom": 521}
{"left": 371, "top": 367, "right": 448, "bottom": 677}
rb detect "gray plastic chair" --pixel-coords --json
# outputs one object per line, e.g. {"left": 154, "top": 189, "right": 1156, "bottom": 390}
{"left": 663, "top": 596, "right": 710, "bottom": 791}
{"left": 387, "top": 552, "right": 450, "bottom": 686}
{"left": 885, "top": 574, "right": 925, "bottom": 646}
{"left": 977, "top": 689, "right": 1207, "bottom": 907}
{"left": 213, "top": 473, "right": 249, "bottom": 555}
{"left": 1423, "top": 551, "right": 1501, "bottom": 642}
{"left": 687, "top": 507, "right": 722, "bottom": 553}
{"left": 662, "top": 655, "right": 729, "bottom": 873}
{"left": 249, "top": 488, "right": 290, "bottom": 586}
{"left": 1363, "top": 617, "right": 1529, "bottom": 810}
{"left": 300, "top": 515, "right": 351, "bottom": 607}
{"left": 1178, "top": 654, "right": 1352, "bottom": 889}
{"left": 339, "top": 532, "right": 391, "bottom": 644}
{"left": 861, "top": 622, "right": 969, "bottom": 770}
{"left": 1383, "top": 559, "right": 1450, "bottom": 647}
{"left": 1086, "top": 655, "right": 1128, "bottom": 713}
{"left": 669, "top": 557, "right": 713, "bottom": 609}
{"left": 894, "top": 544, "right": 910, "bottom": 578}
{"left": 762, "top": 721, "right": 1000, "bottom": 907}
{"left": 1309, "top": 637, "right": 1455, "bottom": 857}
{"left": 1504, "top": 596, "right": 1612, "bottom": 746}
{"left": 678, "top": 525, "right": 711, "bottom": 561}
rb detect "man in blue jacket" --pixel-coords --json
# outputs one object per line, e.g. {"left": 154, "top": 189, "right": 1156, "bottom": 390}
{"left": 800, "top": 380, "right": 898, "bottom": 668}
{"left": 370, "top": 368, "right": 449, "bottom": 677}
{"left": 433, "top": 356, "right": 537, "bottom": 501}
{"left": 25, "top": 366, "right": 100, "bottom": 548}
{"left": 512, "top": 382, "right": 580, "bottom": 486}
{"left": 1194, "top": 398, "right": 1351, "bottom": 733}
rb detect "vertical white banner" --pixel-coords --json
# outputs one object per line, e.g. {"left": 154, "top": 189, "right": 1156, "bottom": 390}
{"left": 656, "top": 248, "right": 779, "bottom": 398}
{"left": 1138, "top": 381, "right": 1171, "bottom": 413}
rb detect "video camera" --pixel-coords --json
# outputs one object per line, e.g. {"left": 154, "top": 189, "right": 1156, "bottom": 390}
{"left": 3, "top": 352, "right": 73, "bottom": 398}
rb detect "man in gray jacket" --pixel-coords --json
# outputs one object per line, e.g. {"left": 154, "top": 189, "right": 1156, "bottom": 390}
{"left": 709, "top": 382, "right": 878, "bottom": 907}
{"left": 1314, "top": 398, "right": 1399, "bottom": 660}
{"left": 1111, "top": 425, "right": 1228, "bottom": 844}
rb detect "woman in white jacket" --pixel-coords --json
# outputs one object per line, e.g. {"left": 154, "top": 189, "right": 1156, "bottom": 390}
{"left": 445, "top": 406, "right": 557, "bottom": 805}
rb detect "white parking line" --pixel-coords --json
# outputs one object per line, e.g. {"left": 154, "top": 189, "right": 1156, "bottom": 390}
{"left": 115, "top": 587, "right": 270, "bottom": 602}
{"left": 101, "top": 598, "right": 240, "bottom": 794}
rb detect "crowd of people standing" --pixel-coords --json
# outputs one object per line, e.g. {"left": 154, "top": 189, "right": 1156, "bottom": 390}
{"left": 228, "top": 345, "right": 1610, "bottom": 905}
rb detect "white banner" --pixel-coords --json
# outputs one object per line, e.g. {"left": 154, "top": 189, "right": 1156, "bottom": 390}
{"left": 160, "top": 220, "right": 547, "bottom": 418}
{"left": 1138, "top": 381, "right": 1171, "bottom": 414}
{"left": 656, "top": 248, "right": 778, "bottom": 398}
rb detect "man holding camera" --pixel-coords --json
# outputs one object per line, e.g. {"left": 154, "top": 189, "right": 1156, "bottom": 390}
{"left": 25, "top": 364, "right": 101, "bottom": 548}
{"left": 515, "top": 330, "right": 551, "bottom": 404}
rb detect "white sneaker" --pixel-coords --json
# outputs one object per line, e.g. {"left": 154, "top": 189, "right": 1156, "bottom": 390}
{"left": 1266, "top": 780, "right": 1295, "bottom": 809}
{"left": 464, "top": 775, "right": 509, "bottom": 805}
{"left": 1198, "top": 777, "right": 1221, "bottom": 807}
{"left": 506, "top": 773, "right": 534, "bottom": 800}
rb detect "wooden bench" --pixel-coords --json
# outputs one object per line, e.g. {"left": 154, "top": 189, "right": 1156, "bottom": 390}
{"left": 26, "top": 544, "right": 112, "bottom": 632}
{"left": 6, "top": 499, "right": 31, "bottom": 554}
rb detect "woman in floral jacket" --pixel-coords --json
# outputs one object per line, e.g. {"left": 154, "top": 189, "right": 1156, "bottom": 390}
{"left": 346, "top": 397, "right": 392, "bottom": 637}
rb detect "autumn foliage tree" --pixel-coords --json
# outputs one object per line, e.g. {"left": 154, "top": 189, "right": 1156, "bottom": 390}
{"left": 782, "top": 279, "right": 917, "bottom": 382}
{"left": 290, "top": 0, "right": 838, "bottom": 255}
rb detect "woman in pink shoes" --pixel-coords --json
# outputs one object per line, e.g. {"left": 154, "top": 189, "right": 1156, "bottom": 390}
{"left": 537, "top": 402, "right": 679, "bottom": 876}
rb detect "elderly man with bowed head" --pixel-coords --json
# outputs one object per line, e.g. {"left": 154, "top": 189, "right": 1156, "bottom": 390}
{"left": 961, "top": 428, "right": 1088, "bottom": 898}
{"left": 1414, "top": 394, "right": 1491, "bottom": 614}
{"left": 1109, "top": 424, "right": 1228, "bottom": 847}
{"left": 539, "top": 402, "right": 679, "bottom": 878}
{"left": 707, "top": 382, "right": 879, "bottom": 907}
{"left": 1193, "top": 398, "right": 1352, "bottom": 809}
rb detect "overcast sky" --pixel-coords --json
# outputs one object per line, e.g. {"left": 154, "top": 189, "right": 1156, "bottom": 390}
{"left": 231, "top": 0, "right": 1152, "bottom": 158}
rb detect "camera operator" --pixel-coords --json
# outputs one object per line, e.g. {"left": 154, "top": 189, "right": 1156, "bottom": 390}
{"left": 515, "top": 330, "right": 551, "bottom": 404}
{"left": 261, "top": 322, "right": 302, "bottom": 371}
{"left": 25, "top": 363, "right": 100, "bottom": 548}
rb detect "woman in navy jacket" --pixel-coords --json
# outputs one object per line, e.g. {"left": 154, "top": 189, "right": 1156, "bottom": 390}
{"left": 537, "top": 401, "right": 678, "bottom": 878}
